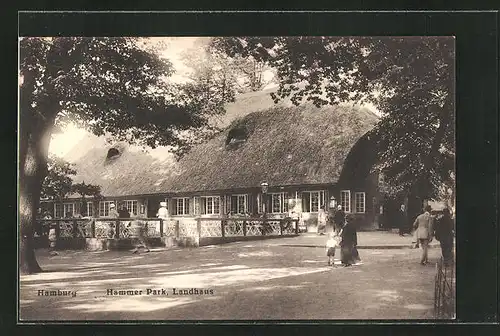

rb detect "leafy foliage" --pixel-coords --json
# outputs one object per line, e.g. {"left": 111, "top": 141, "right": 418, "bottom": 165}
{"left": 20, "top": 37, "right": 217, "bottom": 150}
{"left": 41, "top": 156, "right": 101, "bottom": 201}
{"left": 20, "top": 37, "right": 231, "bottom": 272}
{"left": 211, "top": 36, "right": 455, "bottom": 199}
{"left": 40, "top": 156, "right": 76, "bottom": 200}
{"left": 71, "top": 181, "right": 102, "bottom": 200}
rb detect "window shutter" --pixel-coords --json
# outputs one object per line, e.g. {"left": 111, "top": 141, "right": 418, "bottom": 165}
{"left": 193, "top": 197, "right": 200, "bottom": 215}
{"left": 265, "top": 194, "right": 271, "bottom": 213}
{"left": 225, "top": 195, "right": 231, "bottom": 215}
{"left": 220, "top": 196, "right": 225, "bottom": 215}
{"left": 257, "top": 193, "right": 262, "bottom": 214}
{"left": 245, "top": 194, "right": 249, "bottom": 214}
{"left": 187, "top": 198, "right": 193, "bottom": 215}
{"left": 246, "top": 194, "right": 252, "bottom": 215}
{"left": 283, "top": 192, "right": 289, "bottom": 213}
{"left": 168, "top": 198, "right": 174, "bottom": 216}
{"left": 302, "top": 194, "right": 308, "bottom": 213}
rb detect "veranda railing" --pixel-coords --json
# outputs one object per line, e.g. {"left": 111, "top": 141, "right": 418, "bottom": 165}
{"left": 35, "top": 217, "right": 300, "bottom": 240}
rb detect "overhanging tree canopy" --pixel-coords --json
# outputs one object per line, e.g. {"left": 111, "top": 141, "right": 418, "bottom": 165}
{"left": 210, "top": 36, "right": 455, "bottom": 201}
{"left": 19, "top": 37, "right": 228, "bottom": 274}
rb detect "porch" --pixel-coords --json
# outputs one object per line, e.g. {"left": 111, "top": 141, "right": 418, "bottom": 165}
{"left": 34, "top": 217, "right": 300, "bottom": 251}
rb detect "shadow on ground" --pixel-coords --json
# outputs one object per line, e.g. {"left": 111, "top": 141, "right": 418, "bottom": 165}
{"left": 20, "top": 240, "right": 444, "bottom": 320}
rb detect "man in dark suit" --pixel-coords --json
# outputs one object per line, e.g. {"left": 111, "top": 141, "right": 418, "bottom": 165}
{"left": 118, "top": 205, "right": 130, "bottom": 218}
{"left": 413, "top": 205, "right": 435, "bottom": 265}
{"left": 434, "top": 208, "right": 454, "bottom": 266}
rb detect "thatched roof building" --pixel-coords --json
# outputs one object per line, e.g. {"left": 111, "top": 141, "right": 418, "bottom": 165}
{"left": 50, "top": 89, "right": 384, "bottom": 231}
{"left": 65, "top": 102, "right": 378, "bottom": 196}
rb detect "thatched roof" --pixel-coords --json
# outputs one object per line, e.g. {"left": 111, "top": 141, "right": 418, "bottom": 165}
{"left": 65, "top": 91, "right": 379, "bottom": 197}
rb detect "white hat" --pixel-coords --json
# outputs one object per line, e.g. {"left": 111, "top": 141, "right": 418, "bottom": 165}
{"left": 160, "top": 202, "right": 167, "bottom": 207}
{"left": 110, "top": 203, "right": 115, "bottom": 208}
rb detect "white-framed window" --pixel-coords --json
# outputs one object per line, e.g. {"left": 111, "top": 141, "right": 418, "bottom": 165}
{"left": 201, "top": 196, "right": 220, "bottom": 215}
{"left": 173, "top": 198, "right": 190, "bottom": 216}
{"left": 270, "top": 192, "right": 289, "bottom": 213}
{"left": 302, "top": 191, "right": 325, "bottom": 213}
{"left": 86, "top": 202, "right": 94, "bottom": 217}
{"left": 340, "top": 190, "right": 351, "bottom": 213}
{"left": 230, "top": 194, "right": 248, "bottom": 215}
{"left": 99, "top": 201, "right": 115, "bottom": 217}
{"left": 54, "top": 203, "right": 63, "bottom": 218}
{"left": 124, "top": 200, "right": 138, "bottom": 216}
{"left": 355, "top": 192, "right": 366, "bottom": 213}
{"left": 62, "top": 203, "right": 75, "bottom": 218}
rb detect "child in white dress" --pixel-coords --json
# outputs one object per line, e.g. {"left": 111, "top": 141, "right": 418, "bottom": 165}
{"left": 325, "top": 232, "right": 340, "bottom": 266}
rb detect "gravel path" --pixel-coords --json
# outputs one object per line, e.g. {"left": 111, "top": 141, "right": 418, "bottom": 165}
{"left": 20, "top": 237, "right": 444, "bottom": 321}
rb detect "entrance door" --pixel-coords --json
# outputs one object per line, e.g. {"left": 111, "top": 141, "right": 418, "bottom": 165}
{"left": 147, "top": 197, "right": 163, "bottom": 218}
{"left": 381, "top": 197, "right": 403, "bottom": 229}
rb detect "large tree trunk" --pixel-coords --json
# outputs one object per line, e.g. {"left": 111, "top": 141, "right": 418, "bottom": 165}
{"left": 19, "top": 38, "right": 60, "bottom": 274}
{"left": 19, "top": 141, "right": 44, "bottom": 274}
{"left": 19, "top": 108, "right": 54, "bottom": 274}
{"left": 19, "top": 128, "right": 53, "bottom": 274}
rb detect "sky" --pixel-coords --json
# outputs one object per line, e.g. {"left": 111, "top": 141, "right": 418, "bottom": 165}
{"left": 50, "top": 37, "right": 204, "bottom": 157}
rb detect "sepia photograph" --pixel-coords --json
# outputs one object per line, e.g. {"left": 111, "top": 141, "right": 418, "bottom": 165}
{"left": 18, "top": 35, "right": 456, "bottom": 321}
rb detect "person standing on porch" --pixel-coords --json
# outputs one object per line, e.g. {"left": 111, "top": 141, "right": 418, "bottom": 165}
{"left": 156, "top": 201, "right": 169, "bottom": 235}
{"left": 333, "top": 205, "right": 345, "bottom": 233}
{"left": 118, "top": 205, "right": 130, "bottom": 218}
{"left": 106, "top": 203, "right": 119, "bottom": 238}
{"left": 108, "top": 203, "right": 119, "bottom": 218}
{"left": 413, "top": 205, "right": 434, "bottom": 265}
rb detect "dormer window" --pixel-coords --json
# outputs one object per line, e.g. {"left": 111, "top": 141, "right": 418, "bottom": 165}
{"left": 106, "top": 147, "right": 121, "bottom": 160}
{"left": 226, "top": 126, "right": 248, "bottom": 148}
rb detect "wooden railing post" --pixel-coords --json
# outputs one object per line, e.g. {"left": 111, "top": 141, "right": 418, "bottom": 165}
{"left": 55, "top": 220, "right": 61, "bottom": 239}
{"left": 72, "top": 219, "right": 78, "bottom": 238}
{"left": 91, "top": 219, "right": 96, "bottom": 238}
{"left": 175, "top": 220, "right": 180, "bottom": 239}
{"left": 160, "top": 219, "right": 164, "bottom": 238}
{"left": 196, "top": 218, "right": 202, "bottom": 241}
{"left": 221, "top": 219, "right": 226, "bottom": 238}
{"left": 114, "top": 219, "right": 120, "bottom": 239}
{"left": 242, "top": 220, "right": 247, "bottom": 236}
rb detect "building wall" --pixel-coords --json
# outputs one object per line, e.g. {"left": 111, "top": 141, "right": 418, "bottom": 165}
{"left": 43, "top": 177, "right": 381, "bottom": 232}
{"left": 332, "top": 171, "right": 381, "bottom": 231}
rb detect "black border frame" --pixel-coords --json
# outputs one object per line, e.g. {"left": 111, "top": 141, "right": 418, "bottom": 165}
{"left": 8, "top": 9, "right": 499, "bottom": 334}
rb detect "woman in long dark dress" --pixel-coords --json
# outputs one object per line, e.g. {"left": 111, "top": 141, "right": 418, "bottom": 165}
{"left": 351, "top": 220, "right": 361, "bottom": 264}
{"left": 340, "top": 215, "right": 356, "bottom": 267}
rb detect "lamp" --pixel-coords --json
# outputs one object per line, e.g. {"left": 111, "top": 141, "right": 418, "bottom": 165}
{"left": 329, "top": 196, "right": 337, "bottom": 209}
{"left": 260, "top": 182, "right": 269, "bottom": 194}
